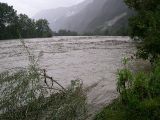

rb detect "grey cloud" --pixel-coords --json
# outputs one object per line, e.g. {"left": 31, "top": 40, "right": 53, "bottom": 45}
{"left": 0, "top": 0, "right": 85, "bottom": 17}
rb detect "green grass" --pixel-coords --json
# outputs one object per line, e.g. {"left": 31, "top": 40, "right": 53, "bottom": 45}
{"left": 94, "top": 100, "right": 125, "bottom": 120}
{"left": 94, "top": 98, "right": 160, "bottom": 120}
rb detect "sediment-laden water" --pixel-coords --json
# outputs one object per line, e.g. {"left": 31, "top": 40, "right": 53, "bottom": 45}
{"left": 0, "top": 36, "right": 135, "bottom": 117}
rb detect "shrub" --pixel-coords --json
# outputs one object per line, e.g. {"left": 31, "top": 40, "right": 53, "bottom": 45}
{"left": 0, "top": 62, "right": 87, "bottom": 120}
{"left": 124, "top": 0, "right": 160, "bottom": 62}
{"left": 149, "top": 62, "right": 160, "bottom": 97}
{"left": 117, "top": 59, "right": 160, "bottom": 119}
{"left": 117, "top": 57, "right": 133, "bottom": 104}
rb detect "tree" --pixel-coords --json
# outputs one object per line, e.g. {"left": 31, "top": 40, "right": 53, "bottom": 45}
{"left": 0, "top": 3, "right": 53, "bottom": 40}
{"left": 124, "top": 0, "right": 160, "bottom": 61}
{"left": 56, "top": 29, "right": 78, "bottom": 36}
{"left": 36, "top": 19, "right": 52, "bottom": 38}
{"left": 17, "top": 14, "right": 36, "bottom": 38}
{"left": 0, "top": 3, "right": 18, "bottom": 39}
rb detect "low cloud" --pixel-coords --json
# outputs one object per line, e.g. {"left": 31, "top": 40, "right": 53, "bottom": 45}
{"left": 0, "top": 0, "right": 85, "bottom": 17}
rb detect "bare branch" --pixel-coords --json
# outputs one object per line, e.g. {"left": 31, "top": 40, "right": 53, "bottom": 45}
{"left": 42, "top": 69, "right": 66, "bottom": 92}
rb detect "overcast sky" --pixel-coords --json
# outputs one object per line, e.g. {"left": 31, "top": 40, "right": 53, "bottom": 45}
{"left": 0, "top": 0, "right": 85, "bottom": 17}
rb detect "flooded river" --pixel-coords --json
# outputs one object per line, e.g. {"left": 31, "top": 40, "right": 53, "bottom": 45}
{"left": 0, "top": 36, "right": 134, "bottom": 117}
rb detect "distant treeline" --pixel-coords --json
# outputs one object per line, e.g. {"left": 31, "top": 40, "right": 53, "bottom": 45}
{"left": 53, "top": 30, "right": 78, "bottom": 36}
{"left": 0, "top": 3, "right": 52, "bottom": 40}
{"left": 53, "top": 27, "right": 129, "bottom": 36}
{"left": 54, "top": 27, "right": 129, "bottom": 36}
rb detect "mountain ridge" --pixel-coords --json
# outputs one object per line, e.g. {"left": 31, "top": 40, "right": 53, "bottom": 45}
{"left": 34, "top": 0, "right": 132, "bottom": 34}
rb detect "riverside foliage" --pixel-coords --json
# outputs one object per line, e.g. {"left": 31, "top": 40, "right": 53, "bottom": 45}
{"left": 95, "top": 58, "right": 160, "bottom": 120}
{"left": 125, "top": 0, "right": 160, "bottom": 61}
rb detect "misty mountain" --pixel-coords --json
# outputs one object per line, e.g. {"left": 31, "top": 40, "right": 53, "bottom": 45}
{"left": 34, "top": 0, "right": 132, "bottom": 34}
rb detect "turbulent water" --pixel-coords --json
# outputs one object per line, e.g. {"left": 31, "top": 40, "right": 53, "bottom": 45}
{"left": 0, "top": 36, "right": 134, "bottom": 117}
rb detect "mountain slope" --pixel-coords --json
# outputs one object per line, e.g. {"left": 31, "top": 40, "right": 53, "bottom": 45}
{"left": 34, "top": 0, "right": 93, "bottom": 31}
{"left": 34, "top": 0, "right": 132, "bottom": 34}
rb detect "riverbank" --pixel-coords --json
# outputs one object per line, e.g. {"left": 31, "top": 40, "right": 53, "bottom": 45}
{"left": 94, "top": 58, "right": 160, "bottom": 120}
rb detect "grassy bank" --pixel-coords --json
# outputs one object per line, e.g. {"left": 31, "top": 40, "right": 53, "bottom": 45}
{"left": 94, "top": 58, "right": 160, "bottom": 120}
{"left": 95, "top": 97, "right": 160, "bottom": 120}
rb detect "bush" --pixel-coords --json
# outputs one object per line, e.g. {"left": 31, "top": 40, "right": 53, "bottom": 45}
{"left": 149, "top": 62, "right": 160, "bottom": 97}
{"left": 124, "top": 0, "right": 160, "bottom": 62}
{"left": 0, "top": 62, "right": 87, "bottom": 120}
{"left": 117, "top": 57, "right": 133, "bottom": 104}
{"left": 120, "top": 59, "right": 160, "bottom": 119}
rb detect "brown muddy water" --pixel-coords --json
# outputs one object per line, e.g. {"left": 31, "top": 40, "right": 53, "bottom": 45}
{"left": 0, "top": 36, "right": 135, "bottom": 118}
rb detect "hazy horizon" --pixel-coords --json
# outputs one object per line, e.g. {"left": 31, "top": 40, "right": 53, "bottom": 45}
{"left": 0, "top": 0, "right": 85, "bottom": 17}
